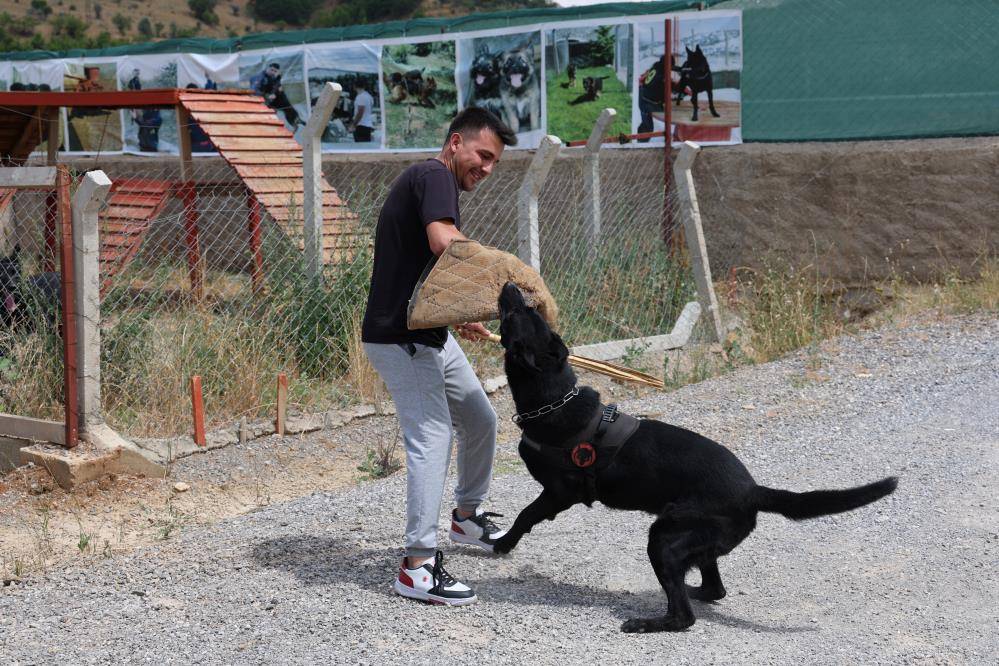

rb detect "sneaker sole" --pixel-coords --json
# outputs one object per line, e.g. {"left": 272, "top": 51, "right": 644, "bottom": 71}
{"left": 392, "top": 579, "right": 478, "bottom": 607}
{"left": 448, "top": 529, "right": 499, "bottom": 552}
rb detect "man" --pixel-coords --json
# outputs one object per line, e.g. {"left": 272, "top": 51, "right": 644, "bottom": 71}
{"left": 250, "top": 62, "right": 301, "bottom": 129}
{"left": 637, "top": 54, "right": 667, "bottom": 142}
{"left": 347, "top": 79, "right": 375, "bottom": 144}
{"left": 362, "top": 107, "right": 517, "bottom": 606}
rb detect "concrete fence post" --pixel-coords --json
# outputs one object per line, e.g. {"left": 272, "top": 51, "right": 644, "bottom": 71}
{"left": 673, "top": 141, "right": 724, "bottom": 343}
{"left": 72, "top": 170, "right": 112, "bottom": 432}
{"left": 302, "top": 82, "right": 342, "bottom": 280}
{"left": 517, "top": 135, "right": 562, "bottom": 271}
{"left": 583, "top": 108, "right": 616, "bottom": 247}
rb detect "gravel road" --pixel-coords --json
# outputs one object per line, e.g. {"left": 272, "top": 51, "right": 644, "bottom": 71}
{"left": 1, "top": 313, "right": 996, "bottom": 665}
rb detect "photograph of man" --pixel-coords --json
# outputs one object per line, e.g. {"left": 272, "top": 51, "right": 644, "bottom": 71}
{"left": 348, "top": 79, "right": 375, "bottom": 143}
{"left": 250, "top": 62, "right": 301, "bottom": 129}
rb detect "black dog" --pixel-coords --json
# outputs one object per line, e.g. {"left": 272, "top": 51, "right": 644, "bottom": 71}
{"left": 467, "top": 52, "right": 504, "bottom": 119}
{"left": 560, "top": 63, "right": 577, "bottom": 89}
{"left": 569, "top": 75, "right": 608, "bottom": 106}
{"left": 673, "top": 45, "right": 721, "bottom": 122}
{"left": 493, "top": 283, "right": 897, "bottom": 633}
{"left": 0, "top": 245, "right": 60, "bottom": 335}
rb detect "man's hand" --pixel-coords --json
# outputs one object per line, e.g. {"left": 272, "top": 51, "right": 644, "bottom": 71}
{"left": 454, "top": 322, "right": 490, "bottom": 342}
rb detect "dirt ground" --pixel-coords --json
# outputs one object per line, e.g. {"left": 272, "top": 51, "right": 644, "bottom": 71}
{"left": 0, "top": 355, "right": 673, "bottom": 582}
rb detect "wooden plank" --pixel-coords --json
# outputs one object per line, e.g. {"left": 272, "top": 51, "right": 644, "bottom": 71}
{"left": 253, "top": 191, "right": 339, "bottom": 207}
{"left": 101, "top": 235, "right": 142, "bottom": 248}
{"left": 105, "top": 205, "right": 158, "bottom": 219}
{"left": 233, "top": 165, "right": 304, "bottom": 179}
{"left": 179, "top": 92, "right": 261, "bottom": 103}
{"left": 189, "top": 123, "right": 291, "bottom": 138}
{"left": 105, "top": 193, "right": 165, "bottom": 207}
{"left": 0, "top": 413, "right": 66, "bottom": 445}
{"left": 100, "top": 222, "right": 149, "bottom": 234}
{"left": 242, "top": 178, "right": 310, "bottom": 194}
{"left": 219, "top": 151, "right": 302, "bottom": 164}
{"left": 0, "top": 166, "right": 57, "bottom": 188}
{"left": 182, "top": 101, "right": 276, "bottom": 114}
{"left": 209, "top": 136, "right": 301, "bottom": 152}
{"left": 189, "top": 112, "right": 285, "bottom": 125}
{"left": 113, "top": 179, "right": 173, "bottom": 194}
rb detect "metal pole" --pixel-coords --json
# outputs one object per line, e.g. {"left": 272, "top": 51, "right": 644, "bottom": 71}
{"left": 663, "top": 18, "right": 675, "bottom": 247}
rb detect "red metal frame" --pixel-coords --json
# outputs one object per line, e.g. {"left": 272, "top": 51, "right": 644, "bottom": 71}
{"left": 663, "top": 18, "right": 675, "bottom": 249}
{"left": 247, "top": 193, "right": 264, "bottom": 294}
{"left": 56, "top": 166, "right": 79, "bottom": 448}
{"left": 0, "top": 89, "right": 255, "bottom": 110}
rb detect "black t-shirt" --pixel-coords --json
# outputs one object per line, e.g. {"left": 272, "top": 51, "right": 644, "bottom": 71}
{"left": 361, "top": 159, "right": 460, "bottom": 347}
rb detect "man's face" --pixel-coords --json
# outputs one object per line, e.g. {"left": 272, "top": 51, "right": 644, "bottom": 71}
{"left": 266, "top": 66, "right": 279, "bottom": 77}
{"left": 448, "top": 129, "right": 504, "bottom": 192}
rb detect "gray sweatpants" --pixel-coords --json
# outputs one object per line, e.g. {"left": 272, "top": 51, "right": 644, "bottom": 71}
{"left": 363, "top": 333, "right": 498, "bottom": 558}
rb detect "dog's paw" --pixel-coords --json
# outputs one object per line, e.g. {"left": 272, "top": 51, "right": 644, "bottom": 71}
{"left": 492, "top": 535, "right": 517, "bottom": 555}
{"left": 621, "top": 616, "right": 695, "bottom": 633}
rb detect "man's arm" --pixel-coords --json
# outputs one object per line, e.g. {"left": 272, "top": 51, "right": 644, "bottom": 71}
{"left": 426, "top": 219, "right": 466, "bottom": 257}
{"left": 351, "top": 101, "right": 366, "bottom": 128}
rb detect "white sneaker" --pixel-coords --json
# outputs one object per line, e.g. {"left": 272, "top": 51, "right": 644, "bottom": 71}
{"left": 392, "top": 551, "right": 477, "bottom": 606}
{"left": 449, "top": 508, "right": 507, "bottom": 553}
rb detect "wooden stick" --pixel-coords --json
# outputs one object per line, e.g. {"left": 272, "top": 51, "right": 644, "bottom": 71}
{"left": 485, "top": 334, "right": 664, "bottom": 389}
{"left": 276, "top": 373, "right": 288, "bottom": 436}
{"left": 190, "top": 375, "right": 206, "bottom": 447}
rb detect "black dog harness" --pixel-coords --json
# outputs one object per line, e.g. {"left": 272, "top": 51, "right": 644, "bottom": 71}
{"left": 522, "top": 403, "right": 641, "bottom": 504}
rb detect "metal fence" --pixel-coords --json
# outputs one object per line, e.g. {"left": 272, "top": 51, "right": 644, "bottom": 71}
{"left": 15, "top": 135, "right": 691, "bottom": 440}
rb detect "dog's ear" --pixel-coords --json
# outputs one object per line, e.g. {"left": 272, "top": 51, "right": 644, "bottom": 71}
{"left": 695, "top": 45, "right": 703, "bottom": 54}
{"left": 686, "top": 46, "right": 694, "bottom": 56}
{"left": 549, "top": 332, "right": 569, "bottom": 366}
{"left": 512, "top": 340, "right": 539, "bottom": 372}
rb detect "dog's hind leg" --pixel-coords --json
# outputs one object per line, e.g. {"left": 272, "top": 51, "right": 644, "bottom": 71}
{"left": 687, "top": 560, "right": 726, "bottom": 601}
{"left": 492, "top": 490, "right": 574, "bottom": 555}
{"left": 621, "top": 515, "right": 716, "bottom": 633}
{"left": 690, "top": 91, "right": 699, "bottom": 122}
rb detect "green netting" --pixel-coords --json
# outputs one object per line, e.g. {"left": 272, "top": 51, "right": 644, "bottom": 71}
{"left": 719, "top": 0, "right": 999, "bottom": 140}
{"left": 3, "top": 0, "right": 998, "bottom": 141}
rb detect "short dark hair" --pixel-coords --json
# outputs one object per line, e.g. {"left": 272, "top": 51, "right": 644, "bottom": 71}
{"left": 444, "top": 107, "right": 517, "bottom": 147}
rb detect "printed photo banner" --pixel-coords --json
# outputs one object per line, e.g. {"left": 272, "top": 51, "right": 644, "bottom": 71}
{"left": 16, "top": 9, "right": 740, "bottom": 156}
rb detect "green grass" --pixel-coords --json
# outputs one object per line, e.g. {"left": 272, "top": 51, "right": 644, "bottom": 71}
{"left": 546, "top": 65, "right": 633, "bottom": 143}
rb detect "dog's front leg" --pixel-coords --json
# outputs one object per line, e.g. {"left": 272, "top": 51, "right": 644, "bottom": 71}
{"left": 493, "top": 490, "right": 573, "bottom": 554}
{"left": 690, "top": 90, "right": 699, "bottom": 122}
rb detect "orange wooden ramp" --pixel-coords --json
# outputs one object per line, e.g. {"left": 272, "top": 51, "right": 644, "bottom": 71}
{"left": 178, "top": 90, "right": 364, "bottom": 263}
{"left": 98, "top": 179, "right": 172, "bottom": 295}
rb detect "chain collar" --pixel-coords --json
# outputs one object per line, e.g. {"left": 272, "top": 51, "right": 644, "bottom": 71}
{"left": 512, "top": 387, "right": 580, "bottom": 425}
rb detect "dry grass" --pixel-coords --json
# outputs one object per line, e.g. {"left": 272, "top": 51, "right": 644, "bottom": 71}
{"left": 344, "top": 314, "right": 386, "bottom": 405}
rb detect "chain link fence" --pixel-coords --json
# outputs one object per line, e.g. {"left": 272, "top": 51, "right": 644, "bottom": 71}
{"left": 13, "top": 140, "right": 692, "bottom": 440}
{"left": 0, "top": 183, "right": 66, "bottom": 425}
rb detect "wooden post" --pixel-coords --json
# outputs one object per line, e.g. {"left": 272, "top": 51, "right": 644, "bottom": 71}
{"left": 582, "top": 108, "right": 617, "bottom": 250}
{"left": 275, "top": 373, "right": 288, "bottom": 436}
{"left": 247, "top": 192, "right": 263, "bottom": 294}
{"left": 302, "top": 82, "right": 341, "bottom": 281}
{"left": 190, "top": 375, "right": 206, "bottom": 447}
{"left": 673, "top": 141, "right": 724, "bottom": 343}
{"left": 72, "top": 170, "right": 112, "bottom": 432}
{"left": 516, "top": 135, "right": 562, "bottom": 272}
{"left": 56, "top": 166, "right": 78, "bottom": 448}
{"left": 45, "top": 108, "right": 59, "bottom": 166}
{"left": 177, "top": 104, "right": 203, "bottom": 301}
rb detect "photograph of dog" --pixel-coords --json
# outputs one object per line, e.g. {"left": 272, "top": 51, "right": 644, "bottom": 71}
{"left": 494, "top": 283, "right": 898, "bottom": 633}
{"left": 545, "top": 25, "right": 632, "bottom": 141}
{"left": 457, "top": 32, "right": 542, "bottom": 136}
{"left": 569, "top": 75, "right": 608, "bottom": 106}
{"left": 672, "top": 45, "right": 721, "bottom": 122}
{"left": 381, "top": 41, "right": 457, "bottom": 149}
{"left": 466, "top": 51, "right": 505, "bottom": 120}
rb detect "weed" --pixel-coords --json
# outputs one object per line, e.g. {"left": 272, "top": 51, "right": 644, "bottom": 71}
{"left": 358, "top": 427, "right": 402, "bottom": 480}
{"left": 155, "top": 500, "right": 188, "bottom": 540}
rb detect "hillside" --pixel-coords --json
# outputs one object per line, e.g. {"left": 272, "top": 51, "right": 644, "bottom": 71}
{"left": 0, "top": 0, "right": 553, "bottom": 53}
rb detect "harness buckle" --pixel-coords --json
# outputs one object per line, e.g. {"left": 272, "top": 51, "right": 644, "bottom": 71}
{"left": 601, "top": 404, "right": 619, "bottom": 423}
{"left": 571, "top": 442, "right": 596, "bottom": 468}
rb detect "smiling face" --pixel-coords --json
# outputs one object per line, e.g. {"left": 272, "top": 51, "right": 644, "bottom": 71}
{"left": 444, "top": 127, "right": 505, "bottom": 192}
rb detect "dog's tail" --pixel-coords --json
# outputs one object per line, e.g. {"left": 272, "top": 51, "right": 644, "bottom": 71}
{"left": 751, "top": 477, "right": 897, "bottom": 521}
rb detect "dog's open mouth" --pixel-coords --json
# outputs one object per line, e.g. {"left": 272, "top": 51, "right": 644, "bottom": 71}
{"left": 509, "top": 73, "right": 524, "bottom": 88}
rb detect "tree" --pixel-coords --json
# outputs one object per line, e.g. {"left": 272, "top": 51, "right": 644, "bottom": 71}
{"left": 188, "top": 0, "right": 219, "bottom": 26}
{"left": 50, "top": 13, "right": 87, "bottom": 39}
{"left": 111, "top": 12, "right": 131, "bottom": 35}
{"left": 137, "top": 16, "right": 152, "bottom": 37}
{"left": 253, "top": 0, "right": 318, "bottom": 25}
{"left": 29, "top": 0, "right": 53, "bottom": 19}
{"left": 592, "top": 25, "right": 615, "bottom": 67}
